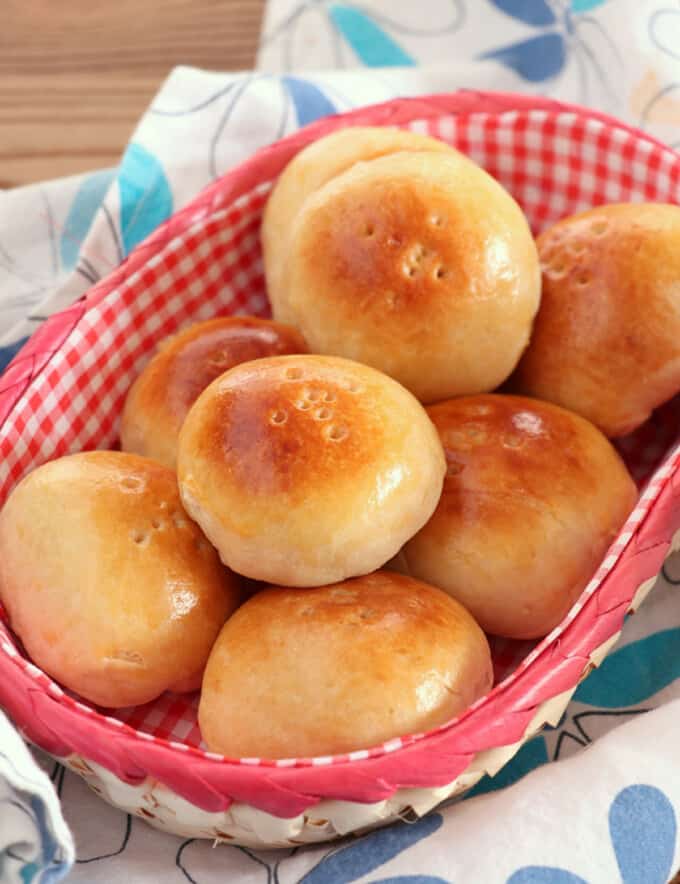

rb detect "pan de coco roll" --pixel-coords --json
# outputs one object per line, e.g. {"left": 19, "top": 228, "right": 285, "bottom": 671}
{"left": 199, "top": 571, "right": 493, "bottom": 759}
{"left": 514, "top": 203, "right": 680, "bottom": 437}
{"left": 403, "top": 395, "right": 637, "bottom": 639}
{"left": 0, "top": 451, "right": 241, "bottom": 708}
{"left": 262, "top": 126, "right": 456, "bottom": 322}
{"left": 120, "top": 316, "right": 307, "bottom": 469}
{"left": 280, "top": 149, "right": 541, "bottom": 403}
{"left": 177, "top": 354, "right": 446, "bottom": 586}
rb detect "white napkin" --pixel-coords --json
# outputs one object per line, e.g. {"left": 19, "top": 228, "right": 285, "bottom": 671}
{"left": 0, "top": 710, "right": 73, "bottom": 883}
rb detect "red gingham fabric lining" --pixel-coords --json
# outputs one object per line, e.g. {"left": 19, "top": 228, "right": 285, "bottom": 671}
{"left": 1, "top": 92, "right": 679, "bottom": 815}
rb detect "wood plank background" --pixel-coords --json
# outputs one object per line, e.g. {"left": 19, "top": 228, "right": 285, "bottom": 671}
{"left": 1, "top": 0, "right": 266, "bottom": 188}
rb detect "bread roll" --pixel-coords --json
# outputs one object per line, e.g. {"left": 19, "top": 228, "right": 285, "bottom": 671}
{"left": 514, "top": 203, "right": 680, "bottom": 437}
{"left": 403, "top": 395, "right": 637, "bottom": 639}
{"left": 177, "top": 354, "right": 445, "bottom": 586}
{"left": 277, "top": 149, "right": 541, "bottom": 403}
{"left": 262, "top": 126, "right": 455, "bottom": 323}
{"left": 0, "top": 452, "right": 241, "bottom": 708}
{"left": 199, "top": 571, "right": 493, "bottom": 759}
{"left": 120, "top": 316, "right": 307, "bottom": 469}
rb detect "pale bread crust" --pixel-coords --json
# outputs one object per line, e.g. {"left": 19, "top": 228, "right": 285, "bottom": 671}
{"left": 0, "top": 451, "right": 241, "bottom": 707}
{"left": 282, "top": 150, "right": 540, "bottom": 402}
{"left": 199, "top": 571, "right": 493, "bottom": 759}
{"left": 515, "top": 203, "right": 680, "bottom": 437}
{"left": 262, "top": 126, "right": 455, "bottom": 323}
{"left": 404, "top": 395, "right": 638, "bottom": 639}
{"left": 177, "top": 355, "right": 446, "bottom": 586}
{"left": 120, "top": 317, "right": 307, "bottom": 469}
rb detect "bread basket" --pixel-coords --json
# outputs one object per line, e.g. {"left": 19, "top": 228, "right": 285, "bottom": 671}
{"left": 1, "top": 91, "right": 679, "bottom": 848}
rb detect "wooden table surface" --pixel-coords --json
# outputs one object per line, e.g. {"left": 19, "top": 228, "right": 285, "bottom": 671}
{"left": 1, "top": 0, "right": 266, "bottom": 188}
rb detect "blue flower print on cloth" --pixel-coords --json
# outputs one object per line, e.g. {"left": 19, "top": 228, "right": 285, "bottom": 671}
{"left": 481, "top": 0, "right": 613, "bottom": 83}
{"left": 282, "top": 75, "right": 338, "bottom": 125}
{"left": 326, "top": 5, "right": 417, "bottom": 67}
{"left": 258, "top": 0, "right": 622, "bottom": 108}
{"left": 508, "top": 784, "right": 677, "bottom": 884}
{"left": 259, "top": 1, "right": 465, "bottom": 70}
{"left": 117, "top": 143, "right": 173, "bottom": 256}
{"left": 59, "top": 169, "right": 116, "bottom": 270}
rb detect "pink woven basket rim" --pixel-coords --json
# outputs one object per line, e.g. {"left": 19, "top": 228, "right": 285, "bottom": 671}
{"left": 1, "top": 90, "right": 680, "bottom": 817}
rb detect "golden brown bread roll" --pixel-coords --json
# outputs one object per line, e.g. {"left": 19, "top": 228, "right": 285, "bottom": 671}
{"left": 120, "top": 316, "right": 307, "bottom": 469}
{"left": 403, "top": 395, "right": 637, "bottom": 639}
{"left": 177, "top": 354, "right": 445, "bottom": 586}
{"left": 514, "top": 203, "right": 680, "bottom": 437}
{"left": 199, "top": 571, "right": 493, "bottom": 759}
{"left": 262, "top": 126, "right": 455, "bottom": 323}
{"left": 0, "top": 452, "right": 241, "bottom": 708}
{"left": 278, "top": 149, "right": 541, "bottom": 403}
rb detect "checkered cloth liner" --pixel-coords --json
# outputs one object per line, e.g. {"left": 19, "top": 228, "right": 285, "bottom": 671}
{"left": 1, "top": 94, "right": 680, "bottom": 813}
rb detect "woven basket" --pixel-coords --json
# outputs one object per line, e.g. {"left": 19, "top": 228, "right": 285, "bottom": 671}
{"left": 1, "top": 91, "right": 680, "bottom": 848}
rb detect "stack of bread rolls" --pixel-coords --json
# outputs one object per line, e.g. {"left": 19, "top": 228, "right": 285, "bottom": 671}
{"left": 2, "top": 125, "right": 678, "bottom": 761}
